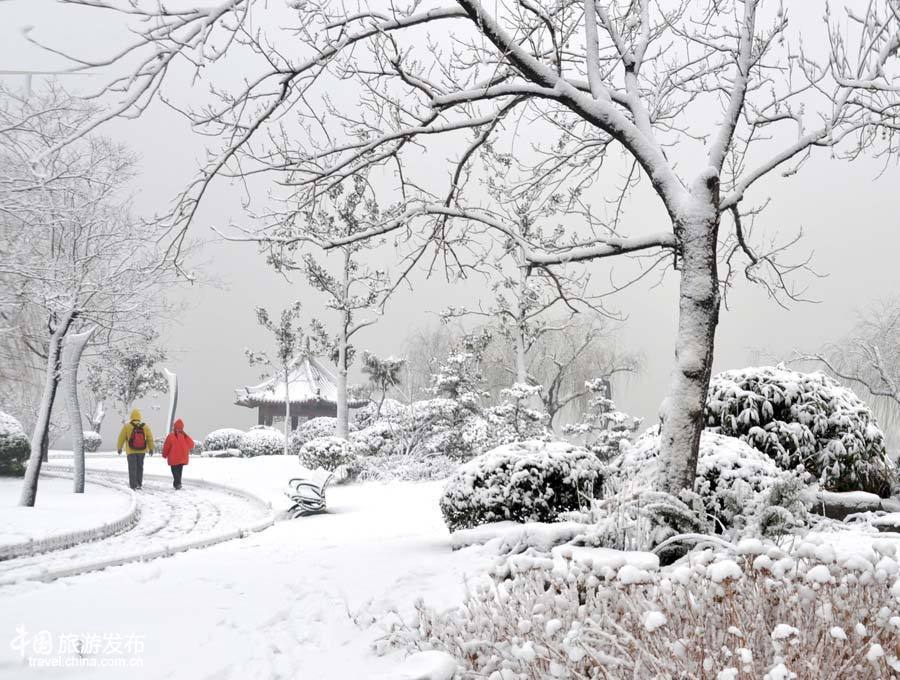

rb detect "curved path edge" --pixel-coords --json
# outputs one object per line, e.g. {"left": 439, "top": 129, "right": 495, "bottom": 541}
{"left": 0, "top": 465, "right": 276, "bottom": 586}
{"left": 0, "top": 473, "right": 139, "bottom": 563}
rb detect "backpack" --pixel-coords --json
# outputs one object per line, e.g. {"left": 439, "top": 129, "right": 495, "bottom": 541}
{"left": 128, "top": 423, "right": 147, "bottom": 450}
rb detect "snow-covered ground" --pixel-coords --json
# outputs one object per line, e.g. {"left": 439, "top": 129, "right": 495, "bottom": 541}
{"left": 0, "top": 455, "right": 494, "bottom": 679}
{"left": 0, "top": 476, "right": 130, "bottom": 548}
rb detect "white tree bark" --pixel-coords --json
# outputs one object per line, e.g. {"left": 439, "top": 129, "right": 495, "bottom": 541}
{"left": 19, "top": 311, "right": 75, "bottom": 507}
{"left": 658, "top": 173, "right": 721, "bottom": 495}
{"left": 63, "top": 327, "right": 97, "bottom": 494}
{"left": 283, "top": 364, "right": 291, "bottom": 455}
{"left": 336, "top": 249, "right": 351, "bottom": 440}
{"left": 163, "top": 367, "right": 178, "bottom": 435}
{"left": 514, "top": 251, "right": 529, "bottom": 386}
{"left": 336, "top": 317, "right": 349, "bottom": 440}
{"left": 90, "top": 402, "right": 105, "bottom": 434}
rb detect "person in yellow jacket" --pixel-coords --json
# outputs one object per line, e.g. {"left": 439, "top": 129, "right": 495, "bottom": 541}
{"left": 117, "top": 409, "right": 154, "bottom": 490}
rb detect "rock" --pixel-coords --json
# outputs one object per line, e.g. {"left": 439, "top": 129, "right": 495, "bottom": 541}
{"left": 872, "top": 513, "right": 900, "bottom": 533}
{"left": 811, "top": 490, "right": 884, "bottom": 520}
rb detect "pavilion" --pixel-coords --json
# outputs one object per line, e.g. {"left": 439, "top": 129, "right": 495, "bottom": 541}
{"left": 234, "top": 355, "right": 363, "bottom": 430}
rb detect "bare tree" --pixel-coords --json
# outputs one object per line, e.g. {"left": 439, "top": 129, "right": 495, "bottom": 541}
{"left": 799, "top": 297, "right": 900, "bottom": 448}
{"left": 0, "top": 83, "right": 176, "bottom": 506}
{"left": 526, "top": 318, "right": 639, "bottom": 428}
{"left": 246, "top": 302, "right": 305, "bottom": 454}
{"left": 43, "top": 1, "right": 900, "bottom": 492}
{"left": 259, "top": 177, "right": 389, "bottom": 439}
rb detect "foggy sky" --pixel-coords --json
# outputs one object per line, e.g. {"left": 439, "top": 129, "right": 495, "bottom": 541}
{"left": 1, "top": 0, "right": 899, "bottom": 446}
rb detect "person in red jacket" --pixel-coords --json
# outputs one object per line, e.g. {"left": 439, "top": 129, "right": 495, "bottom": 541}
{"left": 162, "top": 419, "right": 194, "bottom": 490}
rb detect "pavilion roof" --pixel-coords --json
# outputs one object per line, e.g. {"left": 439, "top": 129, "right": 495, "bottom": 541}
{"left": 235, "top": 355, "right": 346, "bottom": 408}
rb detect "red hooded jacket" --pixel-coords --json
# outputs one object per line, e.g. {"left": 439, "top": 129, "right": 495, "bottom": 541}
{"left": 162, "top": 419, "right": 194, "bottom": 466}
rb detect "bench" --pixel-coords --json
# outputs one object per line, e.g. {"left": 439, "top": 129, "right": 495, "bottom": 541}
{"left": 286, "top": 468, "right": 334, "bottom": 518}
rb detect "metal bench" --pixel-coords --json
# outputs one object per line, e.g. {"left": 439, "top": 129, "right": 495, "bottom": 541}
{"left": 286, "top": 468, "right": 334, "bottom": 518}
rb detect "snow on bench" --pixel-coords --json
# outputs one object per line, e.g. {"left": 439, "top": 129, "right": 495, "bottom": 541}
{"left": 286, "top": 468, "right": 334, "bottom": 518}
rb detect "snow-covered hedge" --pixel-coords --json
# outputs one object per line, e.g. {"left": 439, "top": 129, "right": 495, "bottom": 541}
{"left": 238, "top": 426, "right": 286, "bottom": 457}
{"left": 706, "top": 366, "right": 896, "bottom": 496}
{"left": 439, "top": 440, "right": 603, "bottom": 532}
{"left": 355, "top": 453, "right": 460, "bottom": 482}
{"left": 82, "top": 431, "right": 102, "bottom": 453}
{"left": 287, "top": 417, "right": 339, "bottom": 455}
{"left": 392, "top": 539, "right": 900, "bottom": 680}
{"left": 203, "top": 428, "right": 244, "bottom": 452}
{"left": 0, "top": 411, "right": 29, "bottom": 476}
{"left": 608, "top": 429, "right": 799, "bottom": 535}
{"left": 348, "top": 397, "right": 498, "bottom": 460}
{"left": 297, "top": 436, "right": 357, "bottom": 472}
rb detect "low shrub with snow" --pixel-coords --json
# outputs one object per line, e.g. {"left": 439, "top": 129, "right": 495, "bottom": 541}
{"left": 439, "top": 440, "right": 603, "bottom": 532}
{"left": 707, "top": 366, "right": 896, "bottom": 496}
{"left": 288, "top": 417, "right": 339, "bottom": 455}
{"left": 82, "top": 431, "right": 102, "bottom": 453}
{"left": 297, "top": 436, "right": 357, "bottom": 472}
{"left": 203, "top": 428, "right": 244, "bottom": 452}
{"left": 238, "top": 426, "right": 286, "bottom": 457}
{"left": 389, "top": 538, "right": 900, "bottom": 679}
{"left": 355, "top": 453, "right": 460, "bottom": 482}
{"left": 0, "top": 411, "right": 29, "bottom": 476}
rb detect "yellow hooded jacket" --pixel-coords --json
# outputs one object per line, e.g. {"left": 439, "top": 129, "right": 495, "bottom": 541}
{"left": 117, "top": 409, "right": 154, "bottom": 454}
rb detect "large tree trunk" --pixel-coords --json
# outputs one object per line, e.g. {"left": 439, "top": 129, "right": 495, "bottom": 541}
{"left": 20, "top": 311, "right": 75, "bottom": 507}
{"left": 62, "top": 327, "right": 96, "bottom": 494}
{"left": 658, "top": 175, "right": 721, "bottom": 495}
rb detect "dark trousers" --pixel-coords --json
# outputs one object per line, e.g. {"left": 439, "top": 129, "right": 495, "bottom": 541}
{"left": 127, "top": 453, "right": 145, "bottom": 489}
{"left": 170, "top": 464, "right": 184, "bottom": 489}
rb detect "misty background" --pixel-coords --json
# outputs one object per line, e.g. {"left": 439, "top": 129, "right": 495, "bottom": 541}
{"left": 1, "top": 0, "right": 898, "bottom": 446}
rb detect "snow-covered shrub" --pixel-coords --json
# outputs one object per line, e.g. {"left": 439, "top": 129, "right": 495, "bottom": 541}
{"left": 707, "top": 366, "right": 896, "bottom": 496}
{"left": 439, "top": 440, "right": 603, "bottom": 532}
{"left": 355, "top": 453, "right": 459, "bottom": 482}
{"left": 484, "top": 383, "right": 552, "bottom": 444}
{"left": 203, "top": 448, "right": 241, "bottom": 458}
{"left": 352, "top": 398, "right": 406, "bottom": 430}
{"left": 608, "top": 429, "right": 801, "bottom": 536}
{"left": 82, "top": 431, "right": 102, "bottom": 453}
{"left": 288, "top": 417, "right": 339, "bottom": 454}
{"left": 203, "top": 428, "right": 244, "bottom": 452}
{"left": 391, "top": 539, "right": 900, "bottom": 680}
{"left": 564, "top": 378, "right": 642, "bottom": 460}
{"left": 351, "top": 397, "right": 497, "bottom": 461}
{"left": 298, "top": 436, "right": 357, "bottom": 472}
{"left": 0, "top": 411, "right": 29, "bottom": 476}
{"left": 238, "top": 426, "right": 285, "bottom": 457}
{"left": 349, "top": 421, "right": 395, "bottom": 457}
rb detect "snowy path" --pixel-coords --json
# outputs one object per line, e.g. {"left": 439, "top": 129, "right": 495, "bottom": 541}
{"left": 0, "top": 468, "right": 272, "bottom": 584}
{"left": 0, "top": 478, "right": 493, "bottom": 680}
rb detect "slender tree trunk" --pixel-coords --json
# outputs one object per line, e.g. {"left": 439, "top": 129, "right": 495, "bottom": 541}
{"left": 514, "top": 248, "right": 529, "bottom": 385}
{"left": 163, "top": 368, "right": 178, "bottom": 435}
{"left": 20, "top": 311, "right": 75, "bottom": 507}
{"left": 336, "top": 314, "right": 349, "bottom": 439}
{"left": 336, "top": 249, "right": 351, "bottom": 440}
{"left": 658, "top": 175, "right": 721, "bottom": 494}
{"left": 90, "top": 402, "right": 105, "bottom": 433}
{"left": 283, "top": 365, "right": 290, "bottom": 455}
{"left": 63, "top": 327, "right": 96, "bottom": 494}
